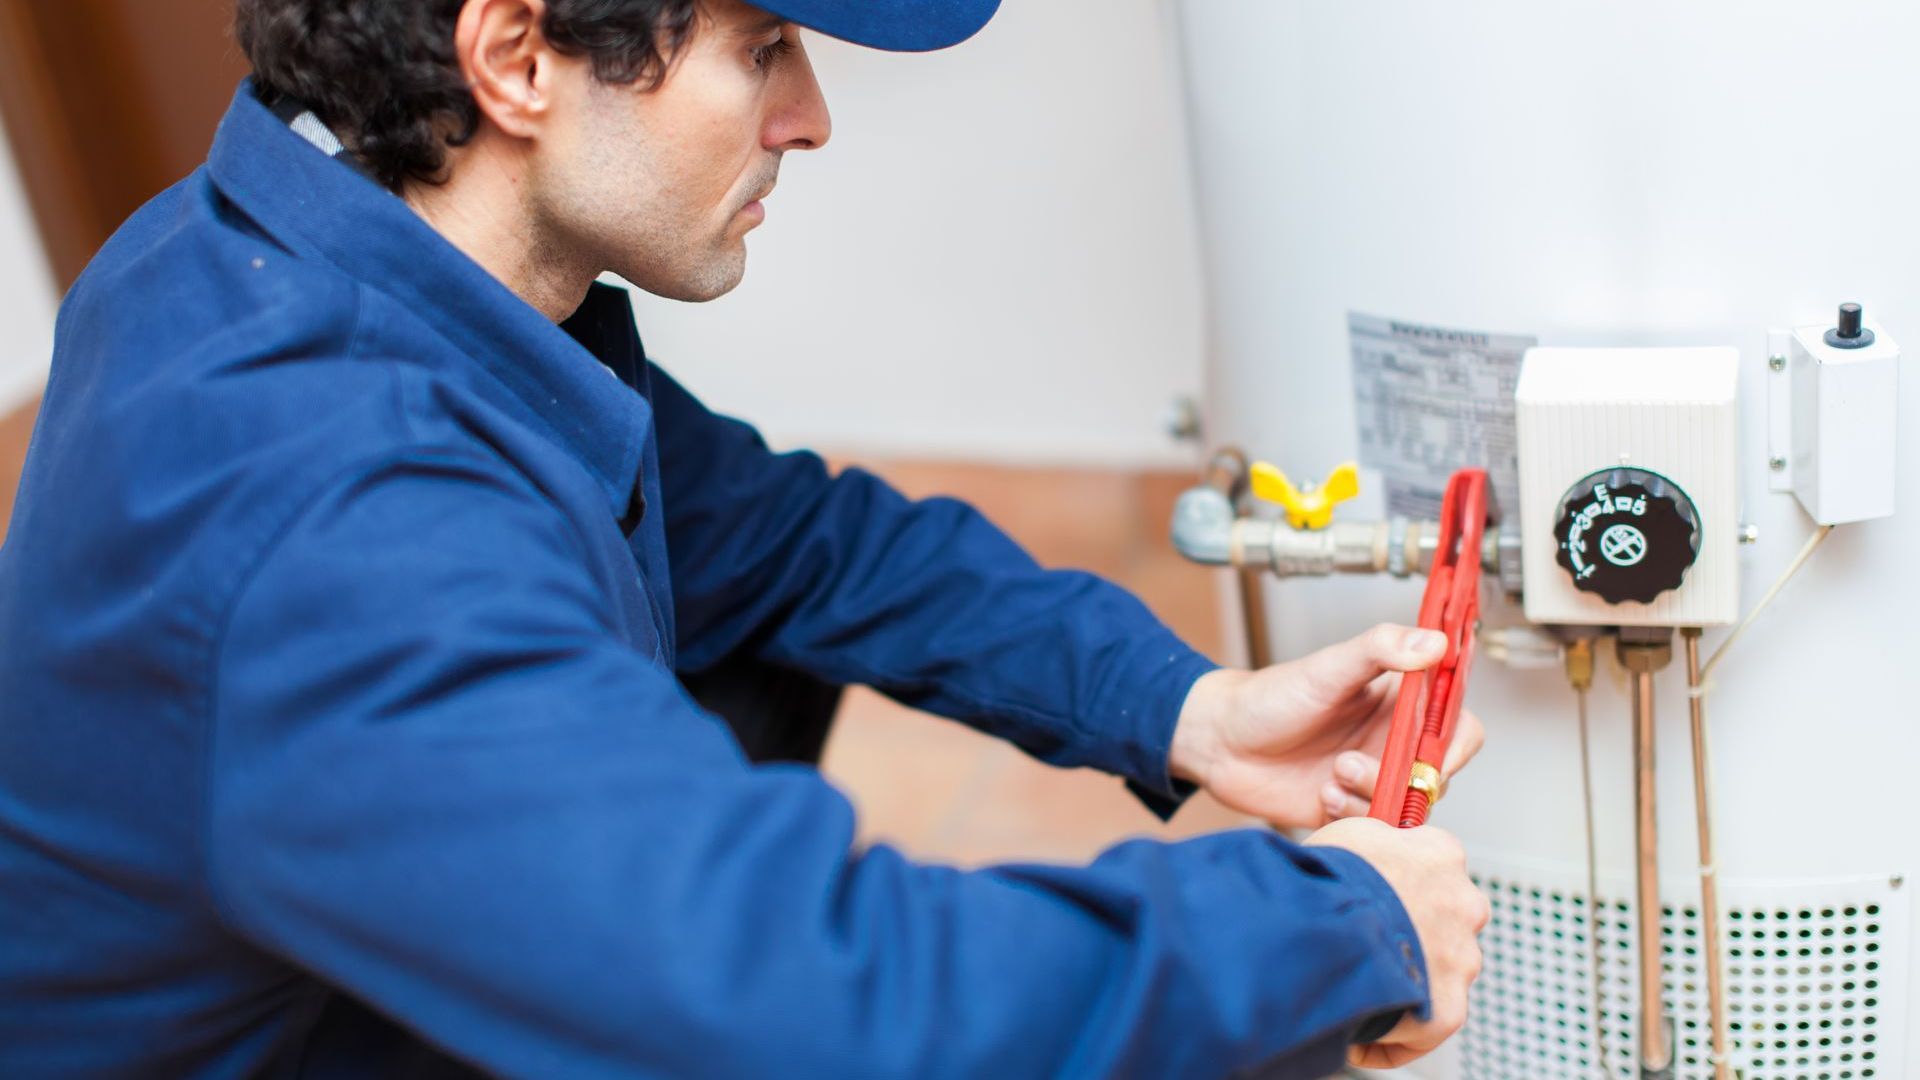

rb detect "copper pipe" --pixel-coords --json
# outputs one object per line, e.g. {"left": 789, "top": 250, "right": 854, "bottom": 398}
{"left": 1565, "top": 636, "right": 1608, "bottom": 1079}
{"left": 1235, "top": 568, "right": 1273, "bottom": 670}
{"left": 1629, "top": 660, "right": 1672, "bottom": 1075}
{"left": 1683, "top": 628, "right": 1733, "bottom": 1079}
{"left": 1200, "top": 447, "right": 1272, "bottom": 669}
{"left": 1203, "top": 446, "right": 1248, "bottom": 499}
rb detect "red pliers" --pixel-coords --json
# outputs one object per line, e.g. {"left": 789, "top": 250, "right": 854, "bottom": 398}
{"left": 1367, "top": 468, "right": 1490, "bottom": 829}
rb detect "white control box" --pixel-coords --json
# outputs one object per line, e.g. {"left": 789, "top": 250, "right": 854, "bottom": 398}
{"left": 1767, "top": 319, "right": 1900, "bottom": 525}
{"left": 1516, "top": 346, "right": 1740, "bottom": 627}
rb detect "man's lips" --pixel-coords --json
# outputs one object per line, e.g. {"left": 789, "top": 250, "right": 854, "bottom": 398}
{"left": 739, "top": 184, "right": 774, "bottom": 225}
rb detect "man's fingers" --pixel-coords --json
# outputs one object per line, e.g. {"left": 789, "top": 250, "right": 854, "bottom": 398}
{"left": 1441, "top": 708, "right": 1485, "bottom": 779}
{"left": 1319, "top": 780, "right": 1372, "bottom": 821}
{"left": 1350, "top": 1007, "right": 1456, "bottom": 1069}
{"left": 1326, "top": 749, "right": 1382, "bottom": 820}
{"left": 1304, "top": 623, "right": 1448, "bottom": 699}
{"left": 1335, "top": 706, "right": 1479, "bottom": 812}
{"left": 1347, "top": 1039, "right": 1428, "bottom": 1070}
{"left": 1334, "top": 751, "right": 1380, "bottom": 797}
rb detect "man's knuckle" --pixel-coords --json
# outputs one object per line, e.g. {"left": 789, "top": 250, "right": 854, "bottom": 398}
{"left": 1366, "top": 622, "right": 1402, "bottom": 650}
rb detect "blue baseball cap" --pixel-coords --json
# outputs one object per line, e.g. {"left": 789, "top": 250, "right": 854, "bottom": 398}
{"left": 755, "top": 0, "right": 1003, "bottom": 52}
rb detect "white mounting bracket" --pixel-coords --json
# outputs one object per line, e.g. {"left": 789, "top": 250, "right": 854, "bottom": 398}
{"left": 1765, "top": 327, "right": 1794, "bottom": 496}
{"left": 1766, "top": 316, "right": 1899, "bottom": 525}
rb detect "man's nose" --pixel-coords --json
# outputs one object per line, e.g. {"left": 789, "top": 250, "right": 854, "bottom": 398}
{"left": 765, "top": 35, "right": 832, "bottom": 152}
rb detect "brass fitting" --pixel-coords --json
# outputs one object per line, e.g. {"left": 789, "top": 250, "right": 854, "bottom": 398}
{"left": 1408, "top": 760, "right": 1444, "bottom": 805}
{"left": 1564, "top": 636, "right": 1595, "bottom": 691}
{"left": 1616, "top": 634, "right": 1675, "bottom": 674}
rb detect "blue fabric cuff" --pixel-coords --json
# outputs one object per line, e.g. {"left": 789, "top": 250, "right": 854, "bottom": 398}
{"left": 1308, "top": 844, "right": 1432, "bottom": 1039}
{"left": 1094, "top": 637, "right": 1219, "bottom": 819}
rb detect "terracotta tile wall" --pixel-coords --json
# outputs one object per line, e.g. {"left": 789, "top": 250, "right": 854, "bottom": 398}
{"left": 819, "top": 459, "right": 1255, "bottom": 866}
{"left": 0, "top": 396, "right": 36, "bottom": 545}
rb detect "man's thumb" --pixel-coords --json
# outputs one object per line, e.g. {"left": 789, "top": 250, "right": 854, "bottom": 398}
{"left": 1384, "top": 625, "right": 1448, "bottom": 669}
{"left": 1296, "top": 623, "right": 1446, "bottom": 698}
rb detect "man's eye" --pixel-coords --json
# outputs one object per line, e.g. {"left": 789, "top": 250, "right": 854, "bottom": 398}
{"left": 750, "top": 37, "right": 795, "bottom": 71}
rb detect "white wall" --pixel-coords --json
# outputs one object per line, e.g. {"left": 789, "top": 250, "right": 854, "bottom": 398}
{"left": 0, "top": 109, "right": 58, "bottom": 416}
{"left": 622, "top": 0, "right": 1206, "bottom": 466}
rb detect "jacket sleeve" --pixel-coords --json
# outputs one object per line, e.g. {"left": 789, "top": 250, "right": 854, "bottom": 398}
{"left": 650, "top": 364, "right": 1218, "bottom": 801}
{"left": 207, "top": 448, "right": 1428, "bottom": 1079}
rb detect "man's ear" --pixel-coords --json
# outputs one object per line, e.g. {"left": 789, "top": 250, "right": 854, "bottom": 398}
{"left": 454, "top": 0, "right": 558, "bottom": 139}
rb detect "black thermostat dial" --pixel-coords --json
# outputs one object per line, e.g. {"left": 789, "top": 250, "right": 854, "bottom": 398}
{"left": 1552, "top": 467, "right": 1700, "bottom": 605}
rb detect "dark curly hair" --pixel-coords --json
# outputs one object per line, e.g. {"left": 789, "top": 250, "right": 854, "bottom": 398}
{"left": 236, "top": 0, "right": 700, "bottom": 190}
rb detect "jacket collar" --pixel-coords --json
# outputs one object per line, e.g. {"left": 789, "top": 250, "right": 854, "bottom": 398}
{"left": 205, "top": 81, "right": 649, "bottom": 523}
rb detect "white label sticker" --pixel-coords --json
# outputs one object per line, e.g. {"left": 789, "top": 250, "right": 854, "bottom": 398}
{"left": 1349, "top": 313, "right": 1530, "bottom": 522}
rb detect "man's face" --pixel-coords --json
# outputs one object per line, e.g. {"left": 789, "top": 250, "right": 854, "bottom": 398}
{"left": 532, "top": 0, "right": 831, "bottom": 302}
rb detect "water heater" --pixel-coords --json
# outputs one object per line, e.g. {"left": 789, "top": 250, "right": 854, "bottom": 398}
{"left": 1169, "top": 3, "right": 1916, "bottom": 1077}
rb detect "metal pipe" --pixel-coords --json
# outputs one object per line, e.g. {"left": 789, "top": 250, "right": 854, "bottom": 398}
{"left": 1564, "top": 635, "right": 1609, "bottom": 1080}
{"left": 1203, "top": 446, "right": 1247, "bottom": 500}
{"left": 1235, "top": 568, "right": 1272, "bottom": 670}
{"left": 1171, "top": 486, "right": 1520, "bottom": 587}
{"left": 1683, "top": 627, "right": 1734, "bottom": 1080}
{"left": 1632, "top": 667, "right": 1669, "bottom": 1076}
{"left": 1194, "top": 447, "right": 1273, "bottom": 669}
{"left": 1169, "top": 478, "right": 1237, "bottom": 566}
{"left": 1618, "top": 635, "right": 1675, "bottom": 1079}
{"left": 1168, "top": 450, "right": 1520, "bottom": 673}
{"left": 1213, "top": 449, "right": 1275, "bottom": 670}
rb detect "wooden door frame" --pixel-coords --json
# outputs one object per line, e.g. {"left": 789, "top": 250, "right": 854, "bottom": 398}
{"left": 0, "top": 3, "right": 107, "bottom": 292}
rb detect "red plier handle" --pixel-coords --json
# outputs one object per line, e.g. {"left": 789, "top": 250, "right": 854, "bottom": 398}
{"left": 1367, "top": 468, "right": 1490, "bottom": 829}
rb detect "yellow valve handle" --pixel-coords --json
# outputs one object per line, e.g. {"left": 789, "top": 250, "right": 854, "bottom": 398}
{"left": 1249, "top": 460, "right": 1361, "bottom": 530}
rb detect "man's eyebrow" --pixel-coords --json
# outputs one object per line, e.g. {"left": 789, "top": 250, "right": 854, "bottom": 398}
{"left": 736, "top": 12, "right": 787, "bottom": 36}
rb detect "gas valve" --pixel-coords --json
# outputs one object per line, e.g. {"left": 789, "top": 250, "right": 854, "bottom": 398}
{"left": 1248, "top": 461, "right": 1359, "bottom": 530}
{"left": 1551, "top": 467, "right": 1700, "bottom": 605}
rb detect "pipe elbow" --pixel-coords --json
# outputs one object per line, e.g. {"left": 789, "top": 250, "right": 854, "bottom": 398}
{"left": 1171, "top": 485, "right": 1235, "bottom": 565}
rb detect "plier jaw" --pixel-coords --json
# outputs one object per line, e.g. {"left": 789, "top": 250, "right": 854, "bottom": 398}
{"left": 1367, "top": 469, "right": 1491, "bottom": 828}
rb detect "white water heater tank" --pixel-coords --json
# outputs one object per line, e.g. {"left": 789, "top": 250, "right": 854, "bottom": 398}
{"left": 1171, "top": 3, "right": 1916, "bottom": 1077}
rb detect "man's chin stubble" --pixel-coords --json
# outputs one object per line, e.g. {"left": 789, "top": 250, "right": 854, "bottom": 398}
{"left": 613, "top": 236, "right": 746, "bottom": 303}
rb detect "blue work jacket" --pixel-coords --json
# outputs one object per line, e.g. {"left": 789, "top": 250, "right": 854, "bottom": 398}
{"left": 0, "top": 84, "right": 1427, "bottom": 1078}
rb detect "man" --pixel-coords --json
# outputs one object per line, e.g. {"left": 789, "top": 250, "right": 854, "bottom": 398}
{"left": 0, "top": 0, "right": 1490, "bottom": 1075}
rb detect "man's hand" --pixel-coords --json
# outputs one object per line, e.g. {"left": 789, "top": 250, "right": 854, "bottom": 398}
{"left": 1304, "top": 816, "right": 1489, "bottom": 1068}
{"left": 1168, "top": 623, "right": 1485, "bottom": 830}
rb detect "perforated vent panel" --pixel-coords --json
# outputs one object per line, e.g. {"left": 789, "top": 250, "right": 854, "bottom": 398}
{"left": 1461, "top": 861, "right": 1908, "bottom": 1080}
